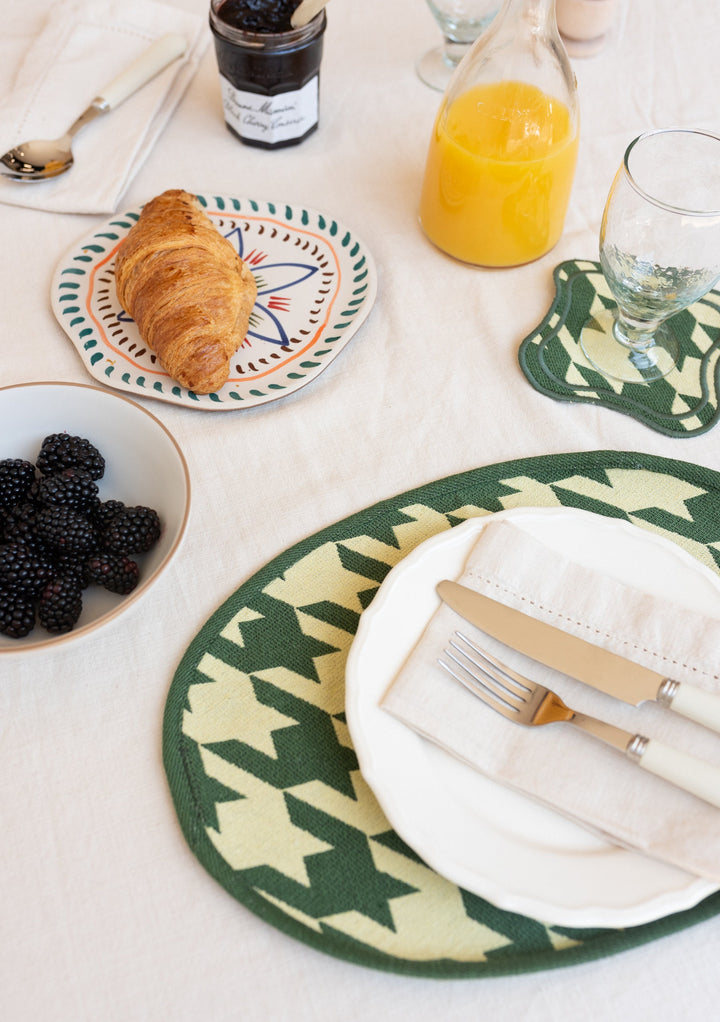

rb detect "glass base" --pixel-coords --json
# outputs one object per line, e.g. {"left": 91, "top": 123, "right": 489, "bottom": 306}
{"left": 416, "top": 47, "right": 458, "bottom": 91}
{"left": 579, "top": 308, "right": 680, "bottom": 383}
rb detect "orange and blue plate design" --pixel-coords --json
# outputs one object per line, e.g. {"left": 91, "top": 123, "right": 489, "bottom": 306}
{"left": 51, "top": 194, "right": 377, "bottom": 409}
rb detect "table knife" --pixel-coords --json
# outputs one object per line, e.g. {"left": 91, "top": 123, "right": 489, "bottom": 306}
{"left": 437, "top": 579, "right": 720, "bottom": 735}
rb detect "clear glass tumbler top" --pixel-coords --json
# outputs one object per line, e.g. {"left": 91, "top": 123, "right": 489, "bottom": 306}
{"left": 580, "top": 128, "right": 720, "bottom": 382}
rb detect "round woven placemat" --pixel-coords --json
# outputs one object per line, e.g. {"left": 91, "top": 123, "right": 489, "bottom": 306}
{"left": 163, "top": 451, "right": 720, "bottom": 977}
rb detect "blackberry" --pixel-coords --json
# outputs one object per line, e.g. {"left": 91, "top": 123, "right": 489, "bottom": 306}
{"left": 86, "top": 552, "right": 139, "bottom": 594}
{"left": 34, "top": 506, "right": 95, "bottom": 557}
{"left": 0, "top": 459, "right": 36, "bottom": 509}
{"left": 54, "top": 555, "right": 92, "bottom": 590}
{"left": 0, "top": 433, "right": 163, "bottom": 639}
{"left": 1, "top": 503, "right": 38, "bottom": 547}
{"left": 102, "top": 506, "right": 161, "bottom": 554}
{"left": 90, "top": 499, "right": 126, "bottom": 533}
{"left": 33, "top": 467, "right": 99, "bottom": 512}
{"left": 37, "top": 576, "right": 83, "bottom": 634}
{"left": 36, "top": 434, "right": 105, "bottom": 480}
{"left": 0, "top": 542, "right": 53, "bottom": 599}
{"left": 0, "top": 588, "right": 35, "bottom": 638}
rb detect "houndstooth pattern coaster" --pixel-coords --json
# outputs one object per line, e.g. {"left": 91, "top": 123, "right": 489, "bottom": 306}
{"left": 519, "top": 260, "right": 720, "bottom": 437}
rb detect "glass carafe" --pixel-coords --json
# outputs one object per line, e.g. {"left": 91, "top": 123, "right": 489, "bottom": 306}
{"left": 419, "top": 0, "right": 579, "bottom": 267}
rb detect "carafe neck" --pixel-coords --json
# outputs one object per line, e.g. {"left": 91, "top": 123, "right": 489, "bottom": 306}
{"left": 497, "top": 0, "right": 559, "bottom": 32}
{"left": 444, "top": 0, "right": 576, "bottom": 121}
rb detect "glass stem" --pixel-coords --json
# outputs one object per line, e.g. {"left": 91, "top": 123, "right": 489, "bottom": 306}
{"left": 441, "top": 37, "right": 472, "bottom": 66}
{"left": 613, "top": 311, "right": 664, "bottom": 352}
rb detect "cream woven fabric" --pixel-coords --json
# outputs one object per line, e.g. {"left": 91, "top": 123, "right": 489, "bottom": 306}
{"left": 0, "top": 0, "right": 207, "bottom": 213}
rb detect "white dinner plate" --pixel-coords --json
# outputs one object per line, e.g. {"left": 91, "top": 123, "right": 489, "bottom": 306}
{"left": 345, "top": 506, "right": 720, "bottom": 928}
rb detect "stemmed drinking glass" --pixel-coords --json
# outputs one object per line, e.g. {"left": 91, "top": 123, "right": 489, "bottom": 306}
{"left": 417, "top": 0, "right": 499, "bottom": 92}
{"left": 580, "top": 128, "right": 720, "bottom": 383}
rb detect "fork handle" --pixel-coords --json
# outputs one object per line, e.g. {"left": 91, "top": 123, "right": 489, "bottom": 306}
{"left": 636, "top": 738, "right": 720, "bottom": 808}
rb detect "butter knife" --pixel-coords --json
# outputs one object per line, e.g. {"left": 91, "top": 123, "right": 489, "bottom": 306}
{"left": 437, "top": 580, "right": 720, "bottom": 735}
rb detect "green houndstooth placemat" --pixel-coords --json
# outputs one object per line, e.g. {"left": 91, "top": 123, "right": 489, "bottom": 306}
{"left": 163, "top": 451, "right": 720, "bottom": 978}
{"left": 519, "top": 260, "right": 720, "bottom": 437}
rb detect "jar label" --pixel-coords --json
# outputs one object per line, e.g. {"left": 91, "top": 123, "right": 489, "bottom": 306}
{"left": 220, "top": 75, "right": 319, "bottom": 145}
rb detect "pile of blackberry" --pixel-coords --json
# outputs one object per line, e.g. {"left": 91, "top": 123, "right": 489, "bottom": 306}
{"left": 0, "top": 434, "right": 161, "bottom": 638}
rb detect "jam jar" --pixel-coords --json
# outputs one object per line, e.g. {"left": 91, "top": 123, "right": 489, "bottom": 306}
{"left": 209, "top": 0, "right": 327, "bottom": 149}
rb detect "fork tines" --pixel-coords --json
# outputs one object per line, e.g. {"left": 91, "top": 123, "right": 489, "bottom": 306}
{"left": 438, "top": 632, "right": 531, "bottom": 718}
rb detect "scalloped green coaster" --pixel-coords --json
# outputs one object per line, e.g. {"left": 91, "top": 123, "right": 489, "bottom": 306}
{"left": 518, "top": 260, "right": 720, "bottom": 437}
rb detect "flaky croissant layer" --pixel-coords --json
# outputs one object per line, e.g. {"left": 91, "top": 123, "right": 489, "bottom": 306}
{"left": 114, "top": 189, "right": 257, "bottom": 394}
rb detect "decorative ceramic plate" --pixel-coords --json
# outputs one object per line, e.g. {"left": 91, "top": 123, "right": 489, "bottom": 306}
{"left": 345, "top": 506, "right": 719, "bottom": 928}
{"left": 51, "top": 195, "right": 377, "bottom": 409}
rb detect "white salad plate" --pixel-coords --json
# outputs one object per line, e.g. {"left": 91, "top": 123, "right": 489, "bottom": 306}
{"left": 51, "top": 195, "right": 377, "bottom": 410}
{"left": 345, "top": 506, "right": 720, "bottom": 928}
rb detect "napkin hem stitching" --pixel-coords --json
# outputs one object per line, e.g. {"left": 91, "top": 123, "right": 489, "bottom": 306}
{"left": 470, "top": 572, "right": 720, "bottom": 684}
{"left": 11, "top": 16, "right": 74, "bottom": 140}
{"left": 17, "top": 21, "right": 162, "bottom": 137}
{"left": 8, "top": 8, "right": 159, "bottom": 139}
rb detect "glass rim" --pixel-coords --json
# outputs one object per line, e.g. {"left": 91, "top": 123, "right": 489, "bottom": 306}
{"left": 623, "top": 127, "right": 720, "bottom": 217}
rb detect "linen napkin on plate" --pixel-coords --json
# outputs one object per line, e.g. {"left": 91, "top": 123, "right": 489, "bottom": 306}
{"left": 381, "top": 518, "right": 720, "bottom": 882}
{"left": 0, "top": 0, "right": 208, "bottom": 214}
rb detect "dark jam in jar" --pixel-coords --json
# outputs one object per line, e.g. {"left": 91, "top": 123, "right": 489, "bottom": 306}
{"left": 215, "top": 0, "right": 300, "bottom": 33}
{"left": 209, "top": 1, "right": 327, "bottom": 149}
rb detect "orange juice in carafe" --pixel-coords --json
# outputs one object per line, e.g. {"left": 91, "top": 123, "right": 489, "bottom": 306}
{"left": 420, "top": 80, "right": 578, "bottom": 266}
{"left": 418, "top": 0, "right": 579, "bottom": 267}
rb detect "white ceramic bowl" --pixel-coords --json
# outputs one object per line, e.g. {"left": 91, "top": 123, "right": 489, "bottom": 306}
{"left": 0, "top": 382, "right": 190, "bottom": 652}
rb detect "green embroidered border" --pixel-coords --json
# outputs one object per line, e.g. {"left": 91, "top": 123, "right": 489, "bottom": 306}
{"left": 163, "top": 451, "right": 720, "bottom": 977}
{"left": 518, "top": 260, "right": 720, "bottom": 437}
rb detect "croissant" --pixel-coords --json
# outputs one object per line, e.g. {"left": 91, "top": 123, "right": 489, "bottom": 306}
{"left": 114, "top": 189, "right": 257, "bottom": 394}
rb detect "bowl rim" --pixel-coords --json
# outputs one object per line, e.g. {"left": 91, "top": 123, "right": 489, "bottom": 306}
{"left": 0, "top": 381, "right": 191, "bottom": 654}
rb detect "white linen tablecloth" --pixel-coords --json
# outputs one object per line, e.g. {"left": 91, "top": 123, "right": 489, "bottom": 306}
{"left": 2, "top": 0, "right": 720, "bottom": 1019}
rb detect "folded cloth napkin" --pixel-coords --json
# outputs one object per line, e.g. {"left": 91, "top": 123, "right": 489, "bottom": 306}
{"left": 0, "top": 0, "right": 208, "bottom": 214}
{"left": 381, "top": 518, "right": 720, "bottom": 883}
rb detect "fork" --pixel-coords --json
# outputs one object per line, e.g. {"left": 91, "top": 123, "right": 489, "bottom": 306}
{"left": 439, "top": 631, "right": 720, "bottom": 809}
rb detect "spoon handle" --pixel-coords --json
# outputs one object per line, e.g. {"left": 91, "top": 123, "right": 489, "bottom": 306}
{"left": 97, "top": 33, "right": 187, "bottom": 111}
{"left": 291, "top": 0, "right": 330, "bottom": 29}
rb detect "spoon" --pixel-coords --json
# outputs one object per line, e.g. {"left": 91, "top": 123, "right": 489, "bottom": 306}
{"left": 291, "top": 0, "right": 331, "bottom": 29}
{"left": 0, "top": 32, "right": 187, "bottom": 182}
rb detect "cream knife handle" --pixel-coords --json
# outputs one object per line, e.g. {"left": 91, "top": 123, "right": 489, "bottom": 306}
{"left": 638, "top": 738, "right": 720, "bottom": 807}
{"left": 664, "top": 681, "right": 720, "bottom": 736}
{"left": 98, "top": 33, "right": 187, "bottom": 110}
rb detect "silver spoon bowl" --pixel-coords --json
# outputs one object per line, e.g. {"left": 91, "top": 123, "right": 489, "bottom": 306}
{"left": 0, "top": 33, "right": 186, "bottom": 183}
{"left": 1, "top": 101, "right": 109, "bottom": 181}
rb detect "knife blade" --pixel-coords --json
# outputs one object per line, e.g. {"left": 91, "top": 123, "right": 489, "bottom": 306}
{"left": 436, "top": 579, "right": 720, "bottom": 735}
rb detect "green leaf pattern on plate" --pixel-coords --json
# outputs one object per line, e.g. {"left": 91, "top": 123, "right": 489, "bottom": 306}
{"left": 51, "top": 196, "right": 377, "bottom": 410}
